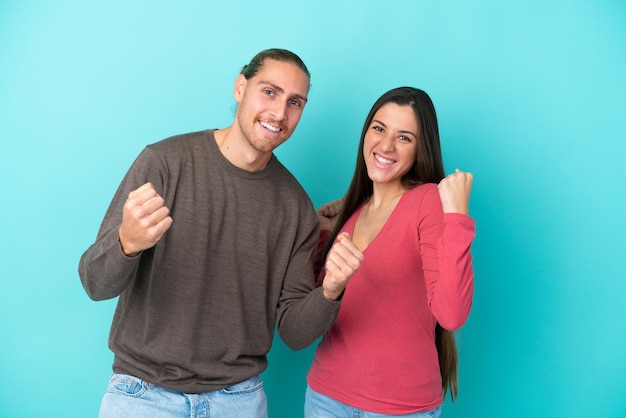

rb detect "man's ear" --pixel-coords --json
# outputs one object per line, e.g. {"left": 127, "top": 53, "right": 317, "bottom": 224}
{"left": 233, "top": 74, "right": 247, "bottom": 102}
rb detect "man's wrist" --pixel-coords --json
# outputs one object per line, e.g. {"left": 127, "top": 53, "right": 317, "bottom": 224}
{"left": 118, "top": 228, "right": 140, "bottom": 257}
{"left": 323, "top": 288, "right": 344, "bottom": 301}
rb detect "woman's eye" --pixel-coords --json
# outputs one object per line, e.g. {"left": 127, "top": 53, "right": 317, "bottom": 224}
{"left": 399, "top": 135, "right": 411, "bottom": 142}
{"left": 372, "top": 125, "right": 384, "bottom": 132}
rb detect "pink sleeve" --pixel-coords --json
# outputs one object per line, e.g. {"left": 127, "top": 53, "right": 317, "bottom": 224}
{"left": 420, "top": 187, "right": 476, "bottom": 330}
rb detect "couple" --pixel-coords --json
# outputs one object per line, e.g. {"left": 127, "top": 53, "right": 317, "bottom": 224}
{"left": 79, "top": 48, "right": 475, "bottom": 418}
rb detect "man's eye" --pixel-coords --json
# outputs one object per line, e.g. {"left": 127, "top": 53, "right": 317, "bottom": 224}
{"left": 264, "top": 89, "right": 274, "bottom": 96}
{"left": 289, "top": 99, "right": 302, "bottom": 107}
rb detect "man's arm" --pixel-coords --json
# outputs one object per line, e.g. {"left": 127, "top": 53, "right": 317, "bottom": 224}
{"left": 78, "top": 149, "right": 171, "bottom": 300}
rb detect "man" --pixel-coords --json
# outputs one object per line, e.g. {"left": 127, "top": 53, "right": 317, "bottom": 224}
{"left": 79, "top": 48, "right": 362, "bottom": 417}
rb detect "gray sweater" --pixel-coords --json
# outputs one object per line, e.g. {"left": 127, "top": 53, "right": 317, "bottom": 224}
{"left": 79, "top": 129, "right": 339, "bottom": 393}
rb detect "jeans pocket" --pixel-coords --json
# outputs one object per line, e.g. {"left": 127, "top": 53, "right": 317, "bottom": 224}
{"left": 222, "top": 375, "right": 264, "bottom": 395}
{"left": 428, "top": 406, "right": 442, "bottom": 418}
{"left": 106, "top": 373, "right": 147, "bottom": 398}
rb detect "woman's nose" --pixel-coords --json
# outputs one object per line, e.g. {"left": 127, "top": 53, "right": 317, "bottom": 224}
{"left": 380, "top": 134, "right": 395, "bottom": 151}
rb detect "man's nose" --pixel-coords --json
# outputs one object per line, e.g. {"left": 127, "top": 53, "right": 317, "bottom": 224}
{"left": 270, "top": 101, "right": 287, "bottom": 121}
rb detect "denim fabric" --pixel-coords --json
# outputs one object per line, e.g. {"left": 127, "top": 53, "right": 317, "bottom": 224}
{"left": 305, "top": 385, "right": 441, "bottom": 418}
{"left": 99, "top": 373, "right": 267, "bottom": 418}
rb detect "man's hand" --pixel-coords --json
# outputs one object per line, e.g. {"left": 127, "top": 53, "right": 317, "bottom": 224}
{"left": 438, "top": 169, "right": 474, "bottom": 215}
{"left": 322, "top": 233, "right": 364, "bottom": 300}
{"left": 118, "top": 182, "right": 173, "bottom": 256}
{"left": 316, "top": 198, "right": 344, "bottom": 231}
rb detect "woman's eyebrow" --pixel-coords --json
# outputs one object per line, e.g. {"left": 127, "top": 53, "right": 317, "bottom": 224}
{"left": 372, "top": 119, "right": 387, "bottom": 128}
{"left": 372, "top": 119, "right": 417, "bottom": 137}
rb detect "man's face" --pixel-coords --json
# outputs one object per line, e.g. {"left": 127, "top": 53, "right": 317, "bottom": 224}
{"left": 234, "top": 59, "right": 309, "bottom": 153}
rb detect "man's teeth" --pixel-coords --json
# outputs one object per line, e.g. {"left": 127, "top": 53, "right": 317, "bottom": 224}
{"left": 260, "top": 121, "right": 280, "bottom": 133}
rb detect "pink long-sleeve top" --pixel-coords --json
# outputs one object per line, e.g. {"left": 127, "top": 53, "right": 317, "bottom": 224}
{"left": 307, "top": 183, "right": 475, "bottom": 414}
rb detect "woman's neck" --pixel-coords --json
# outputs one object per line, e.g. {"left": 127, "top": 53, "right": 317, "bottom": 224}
{"left": 368, "top": 182, "right": 407, "bottom": 210}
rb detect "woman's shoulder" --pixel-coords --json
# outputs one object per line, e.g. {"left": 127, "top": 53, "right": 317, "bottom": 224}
{"left": 402, "top": 183, "right": 442, "bottom": 213}
{"left": 405, "top": 182, "right": 439, "bottom": 199}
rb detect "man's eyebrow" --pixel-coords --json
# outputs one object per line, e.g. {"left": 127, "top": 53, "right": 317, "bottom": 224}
{"left": 259, "top": 81, "right": 308, "bottom": 103}
{"left": 259, "top": 81, "right": 284, "bottom": 94}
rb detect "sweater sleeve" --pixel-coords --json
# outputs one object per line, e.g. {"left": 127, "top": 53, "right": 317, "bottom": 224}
{"left": 275, "top": 214, "right": 341, "bottom": 351}
{"left": 78, "top": 147, "right": 165, "bottom": 301}
{"left": 313, "top": 229, "right": 333, "bottom": 287}
{"left": 420, "top": 187, "right": 476, "bottom": 331}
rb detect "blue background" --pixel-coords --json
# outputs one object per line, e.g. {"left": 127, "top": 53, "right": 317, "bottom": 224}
{"left": 1, "top": 1, "right": 625, "bottom": 417}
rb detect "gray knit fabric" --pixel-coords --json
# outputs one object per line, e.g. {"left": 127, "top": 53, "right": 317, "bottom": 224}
{"left": 79, "top": 130, "right": 339, "bottom": 393}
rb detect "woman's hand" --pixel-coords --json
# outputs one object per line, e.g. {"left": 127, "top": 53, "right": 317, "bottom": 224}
{"left": 438, "top": 169, "right": 474, "bottom": 215}
{"left": 322, "top": 233, "right": 364, "bottom": 300}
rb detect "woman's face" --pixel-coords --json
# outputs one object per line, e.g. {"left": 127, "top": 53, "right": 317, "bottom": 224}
{"left": 363, "top": 102, "right": 419, "bottom": 186}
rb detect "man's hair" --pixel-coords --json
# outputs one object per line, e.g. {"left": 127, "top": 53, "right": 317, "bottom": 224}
{"left": 240, "top": 48, "right": 310, "bottom": 83}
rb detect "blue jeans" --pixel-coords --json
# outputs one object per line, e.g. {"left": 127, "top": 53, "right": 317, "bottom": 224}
{"left": 99, "top": 373, "right": 267, "bottom": 418}
{"left": 304, "top": 385, "right": 441, "bottom": 418}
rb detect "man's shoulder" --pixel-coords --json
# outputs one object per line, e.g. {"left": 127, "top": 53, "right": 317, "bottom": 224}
{"left": 270, "top": 158, "right": 310, "bottom": 195}
{"left": 147, "top": 129, "right": 212, "bottom": 151}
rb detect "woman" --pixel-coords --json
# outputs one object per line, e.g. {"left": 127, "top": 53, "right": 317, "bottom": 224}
{"left": 307, "top": 87, "right": 475, "bottom": 417}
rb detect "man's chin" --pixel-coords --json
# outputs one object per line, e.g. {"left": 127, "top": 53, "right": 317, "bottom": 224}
{"left": 254, "top": 137, "right": 289, "bottom": 153}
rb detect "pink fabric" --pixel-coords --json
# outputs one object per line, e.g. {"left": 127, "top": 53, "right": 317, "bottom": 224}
{"left": 307, "top": 183, "right": 475, "bottom": 414}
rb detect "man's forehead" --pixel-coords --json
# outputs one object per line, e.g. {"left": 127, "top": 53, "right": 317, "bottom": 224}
{"left": 253, "top": 60, "right": 309, "bottom": 94}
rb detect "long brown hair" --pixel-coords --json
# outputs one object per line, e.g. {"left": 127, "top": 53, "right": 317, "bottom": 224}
{"left": 322, "top": 86, "right": 458, "bottom": 401}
